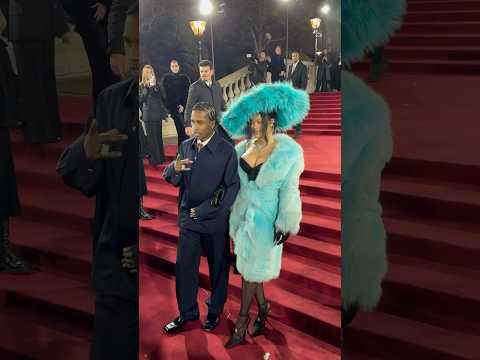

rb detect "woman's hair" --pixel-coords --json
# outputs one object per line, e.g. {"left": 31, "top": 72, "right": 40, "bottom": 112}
{"left": 246, "top": 111, "right": 277, "bottom": 139}
{"left": 140, "top": 64, "right": 155, "bottom": 87}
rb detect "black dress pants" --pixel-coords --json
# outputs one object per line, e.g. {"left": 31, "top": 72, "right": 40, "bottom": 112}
{"left": 176, "top": 224, "right": 230, "bottom": 319}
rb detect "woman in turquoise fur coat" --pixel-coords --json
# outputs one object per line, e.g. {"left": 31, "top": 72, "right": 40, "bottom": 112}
{"left": 220, "top": 83, "right": 309, "bottom": 348}
{"left": 342, "top": 0, "right": 406, "bottom": 327}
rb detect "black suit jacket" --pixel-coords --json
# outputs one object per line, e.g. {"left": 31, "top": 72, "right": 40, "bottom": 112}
{"left": 9, "top": 0, "right": 69, "bottom": 41}
{"left": 287, "top": 61, "right": 308, "bottom": 90}
{"left": 57, "top": 78, "right": 139, "bottom": 300}
{"left": 184, "top": 79, "right": 225, "bottom": 127}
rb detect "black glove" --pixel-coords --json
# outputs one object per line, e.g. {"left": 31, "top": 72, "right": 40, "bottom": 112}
{"left": 274, "top": 231, "right": 289, "bottom": 246}
{"left": 210, "top": 186, "right": 225, "bottom": 207}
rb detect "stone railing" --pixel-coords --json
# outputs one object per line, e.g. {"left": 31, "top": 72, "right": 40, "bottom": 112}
{"left": 218, "top": 66, "right": 253, "bottom": 106}
{"left": 218, "top": 60, "right": 318, "bottom": 107}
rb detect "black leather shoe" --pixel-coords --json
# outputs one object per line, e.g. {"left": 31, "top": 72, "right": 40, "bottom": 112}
{"left": 163, "top": 315, "right": 198, "bottom": 334}
{"left": 202, "top": 313, "right": 220, "bottom": 332}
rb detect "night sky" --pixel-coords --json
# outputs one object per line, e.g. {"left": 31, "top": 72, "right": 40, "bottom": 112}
{"left": 140, "top": 0, "right": 340, "bottom": 81}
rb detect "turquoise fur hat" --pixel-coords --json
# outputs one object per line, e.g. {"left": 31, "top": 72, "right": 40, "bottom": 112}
{"left": 220, "top": 83, "right": 310, "bottom": 138}
{"left": 342, "top": 0, "right": 407, "bottom": 65}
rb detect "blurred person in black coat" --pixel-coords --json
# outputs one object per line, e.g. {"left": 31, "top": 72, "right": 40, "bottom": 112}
{"left": 60, "top": 0, "right": 119, "bottom": 110}
{"left": 0, "top": 6, "right": 31, "bottom": 274}
{"left": 57, "top": 4, "right": 140, "bottom": 359}
{"left": 160, "top": 59, "right": 190, "bottom": 147}
{"left": 286, "top": 50, "right": 308, "bottom": 138}
{"left": 267, "top": 45, "right": 286, "bottom": 83}
{"left": 9, "top": 0, "right": 70, "bottom": 144}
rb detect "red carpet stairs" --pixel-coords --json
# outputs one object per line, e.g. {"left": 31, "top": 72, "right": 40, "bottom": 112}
{"left": 0, "top": 96, "right": 95, "bottom": 360}
{"left": 139, "top": 92, "right": 342, "bottom": 359}
{"left": 354, "top": 0, "right": 480, "bottom": 74}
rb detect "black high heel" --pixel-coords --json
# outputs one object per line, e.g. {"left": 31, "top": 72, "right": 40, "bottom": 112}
{"left": 250, "top": 302, "right": 270, "bottom": 337}
{"left": 225, "top": 315, "right": 250, "bottom": 349}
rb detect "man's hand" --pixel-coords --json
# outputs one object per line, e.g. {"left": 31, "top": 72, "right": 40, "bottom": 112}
{"left": 110, "top": 54, "right": 129, "bottom": 79}
{"left": 185, "top": 127, "right": 193, "bottom": 137}
{"left": 190, "top": 208, "right": 198, "bottom": 220}
{"left": 84, "top": 120, "right": 128, "bottom": 161}
{"left": 174, "top": 154, "right": 193, "bottom": 172}
{"left": 91, "top": 2, "right": 107, "bottom": 21}
{"left": 178, "top": 105, "right": 184, "bottom": 113}
{"left": 121, "top": 245, "right": 138, "bottom": 273}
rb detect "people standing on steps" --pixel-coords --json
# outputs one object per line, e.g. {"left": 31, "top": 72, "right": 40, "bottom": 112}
{"left": 220, "top": 83, "right": 308, "bottom": 348}
{"left": 315, "top": 48, "right": 332, "bottom": 93}
{"left": 160, "top": 59, "right": 190, "bottom": 147}
{"left": 163, "top": 102, "right": 240, "bottom": 334}
{"left": 139, "top": 64, "right": 167, "bottom": 167}
{"left": 248, "top": 50, "right": 268, "bottom": 86}
{"left": 267, "top": 45, "right": 287, "bottom": 83}
{"left": 9, "top": 0, "right": 71, "bottom": 144}
{"left": 57, "top": 5, "right": 141, "bottom": 358}
{"left": 183, "top": 60, "right": 233, "bottom": 144}
{"left": 0, "top": 7, "right": 31, "bottom": 274}
{"left": 286, "top": 50, "right": 308, "bottom": 139}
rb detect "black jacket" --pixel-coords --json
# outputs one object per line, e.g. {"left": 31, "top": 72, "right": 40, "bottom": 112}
{"left": 184, "top": 79, "right": 225, "bottom": 127}
{"left": 287, "top": 61, "right": 308, "bottom": 90}
{"left": 160, "top": 72, "right": 191, "bottom": 114}
{"left": 163, "top": 131, "right": 239, "bottom": 234}
{"left": 9, "top": 0, "right": 69, "bottom": 41}
{"left": 107, "top": 0, "right": 135, "bottom": 55}
{"left": 57, "top": 78, "right": 139, "bottom": 300}
{"left": 0, "top": 41, "right": 20, "bottom": 128}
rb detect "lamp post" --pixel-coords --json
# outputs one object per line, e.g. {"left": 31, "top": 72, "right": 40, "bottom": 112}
{"left": 189, "top": 20, "right": 207, "bottom": 62}
{"left": 199, "top": 0, "right": 219, "bottom": 79}
{"left": 320, "top": 4, "right": 331, "bottom": 50}
{"left": 310, "top": 17, "right": 322, "bottom": 55}
{"left": 280, "top": 0, "right": 290, "bottom": 58}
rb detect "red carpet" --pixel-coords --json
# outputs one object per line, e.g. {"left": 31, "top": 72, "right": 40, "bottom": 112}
{"left": 0, "top": 99, "right": 94, "bottom": 359}
{"left": 139, "top": 92, "right": 342, "bottom": 359}
{"left": 343, "top": 1, "right": 480, "bottom": 358}
{"left": 353, "top": 0, "right": 480, "bottom": 74}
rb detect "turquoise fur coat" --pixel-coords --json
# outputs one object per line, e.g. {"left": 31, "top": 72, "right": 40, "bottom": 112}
{"left": 229, "top": 134, "right": 304, "bottom": 283}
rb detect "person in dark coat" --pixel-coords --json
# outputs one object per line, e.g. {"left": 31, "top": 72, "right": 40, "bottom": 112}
{"left": 267, "top": 45, "right": 286, "bottom": 83}
{"left": 160, "top": 59, "right": 190, "bottom": 147}
{"left": 139, "top": 64, "right": 167, "bottom": 166}
{"left": 315, "top": 48, "right": 332, "bottom": 93}
{"left": 248, "top": 50, "right": 268, "bottom": 86}
{"left": 56, "top": 6, "right": 139, "bottom": 359}
{"left": 9, "top": 0, "right": 70, "bottom": 144}
{"left": 163, "top": 102, "right": 240, "bottom": 334}
{"left": 0, "top": 7, "right": 30, "bottom": 274}
{"left": 286, "top": 50, "right": 308, "bottom": 138}
{"left": 184, "top": 60, "right": 226, "bottom": 138}
{"left": 60, "top": 0, "right": 119, "bottom": 110}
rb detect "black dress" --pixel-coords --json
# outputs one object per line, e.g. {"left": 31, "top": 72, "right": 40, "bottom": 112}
{"left": 0, "top": 39, "right": 21, "bottom": 220}
{"left": 139, "top": 84, "right": 167, "bottom": 166}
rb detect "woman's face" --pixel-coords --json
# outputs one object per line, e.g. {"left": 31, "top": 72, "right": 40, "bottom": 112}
{"left": 250, "top": 114, "right": 263, "bottom": 139}
{"left": 144, "top": 67, "right": 154, "bottom": 80}
{"left": 250, "top": 114, "right": 274, "bottom": 140}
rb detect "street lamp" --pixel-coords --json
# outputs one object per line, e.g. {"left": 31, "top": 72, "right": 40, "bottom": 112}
{"left": 189, "top": 20, "right": 207, "bottom": 62}
{"left": 280, "top": 0, "right": 290, "bottom": 58}
{"left": 310, "top": 17, "right": 322, "bottom": 55}
{"left": 321, "top": 4, "right": 331, "bottom": 15}
{"left": 198, "top": 0, "right": 221, "bottom": 80}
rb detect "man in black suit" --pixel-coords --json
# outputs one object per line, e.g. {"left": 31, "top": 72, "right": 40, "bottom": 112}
{"left": 184, "top": 60, "right": 225, "bottom": 138}
{"left": 9, "top": 0, "right": 70, "bottom": 144}
{"left": 57, "top": 4, "right": 139, "bottom": 359}
{"left": 163, "top": 102, "right": 240, "bottom": 334}
{"left": 60, "top": 0, "right": 119, "bottom": 110}
{"left": 286, "top": 50, "right": 308, "bottom": 138}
